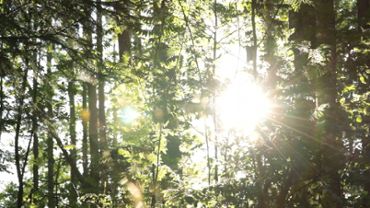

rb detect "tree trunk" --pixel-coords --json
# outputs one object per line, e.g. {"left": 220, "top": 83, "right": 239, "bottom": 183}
{"left": 212, "top": 0, "right": 219, "bottom": 185}
{"left": 318, "top": 0, "right": 344, "bottom": 207}
{"left": 358, "top": 0, "right": 370, "bottom": 31}
{"left": 251, "top": 0, "right": 258, "bottom": 77}
{"left": 357, "top": 1, "right": 370, "bottom": 206}
{"left": 31, "top": 68, "right": 39, "bottom": 203}
{"left": 276, "top": 169, "right": 295, "bottom": 208}
{"left": 116, "top": 0, "right": 131, "bottom": 61}
{"left": 263, "top": 0, "right": 279, "bottom": 87}
{"left": 88, "top": 83, "right": 99, "bottom": 192}
{"left": 68, "top": 81, "right": 77, "bottom": 206}
{"left": 83, "top": 3, "right": 100, "bottom": 193}
{"left": 46, "top": 48, "right": 56, "bottom": 208}
{"left": 14, "top": 66, "right": 28, "bottom": 208}
{"left": 111, "top": 0, "right": 131, "bottom": 204}
{"left": 82, "top": 83, "right": 88, "bottom": 176}
{"left": 97, "top": 0, "right": 107, "bottom": 152}
{"left": 96, "top": 1, "right": 108, "bottom": 193}
{"left": 0, "top": 76, "right": 3, "bottom": 141}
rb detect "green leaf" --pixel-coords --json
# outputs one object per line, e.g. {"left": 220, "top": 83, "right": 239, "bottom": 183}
{"left": 343, "top": 85, "right": 356, "bottom": 93}
{"left": 117, "top": 148, "right": 130, "bottom": 158}
{"left": 339, "top": 97, "right": 345, "bottom": 105}
{"left": 360, "top": 76, "right": 367, "bottom": 84}
{"left": 64, "top": 145, "right": 76, "bottom": 150}
{"left": 356, "top": 115, "right": 362, "bottom": 123}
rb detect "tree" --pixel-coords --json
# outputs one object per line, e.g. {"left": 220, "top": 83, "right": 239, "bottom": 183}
{"left": 1, "top": 0, "right": 370, "bottom": 207}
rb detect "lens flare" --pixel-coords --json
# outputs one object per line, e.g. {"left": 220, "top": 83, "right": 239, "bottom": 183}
{"left": 216, "top": 75, "right": 271, "bottom": 135}
{"left": 119, "top": 106, "right": 140, "bottom": 124}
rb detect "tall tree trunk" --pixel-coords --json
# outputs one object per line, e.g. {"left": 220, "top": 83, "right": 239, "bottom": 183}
{"left": 96, "top": 0, "right": 108, "bottom": 193}
{"left": 318, "top": 0, "right": 344, "bottom": 207}
{"left": 251, "top": 0, "right": 258, "bottom": 77}
{"left": 212, "top": 0, "right": 219, "bottom": 184}
{"left": 0, "top": 43, "right": 3, "bottom": 141}
{"left": 97, "top": 0, "right": 107, "bottom": 152}
{"left": 111, "top": 1, "right": 131, "bottom": 204}
{"left": 150, "top": 1, "right": 167, "bottom": 206}
{"left": 117, "top": 1, "right": 131, "bottom": 60}
{"left": 0, "top": 74, "right": 3, "bottom": 141}
{"left": 358, "top": 1, "right": 370, "bottom": 206}
{"left": 68, "top": 81, "right": 77, "bottom": 206}
{"left": 14, "top": 66, "right": 28, "bottom": 208}
{"left": 46, "top": 47, "right": 56, "bottom": 208}
{"left": 88, "top": 82, "right": 99, "bottom": 192}
{"left": 262, "top": 1, "right": 288, "bottom": 207}
{"left": 250, "top": 1, "right": 267, "bottom": 207}
{"left": 358, "top": 0, "right": 370, "bottom": 31}
{"left": 87, "top": 14, "right": 100, "bottom": 191}
{"left": 82, "top": 3, "right": 100, "bottom": 193}
{"left": 54, "top": 157, "right": 62, "bottom": 207}
{"left": 117, "top": 0, "right": 131, "bottom": 61}
{"left": 31, "top": 67, "right": 39, "bottom": 203}
{"left": 82, "top": 83, "right": 88, "bottom": 176}
{"left": 263, "top": 0, "right": 279, "bottom": 88}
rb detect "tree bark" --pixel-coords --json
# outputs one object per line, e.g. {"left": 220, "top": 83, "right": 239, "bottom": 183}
{"left": 97, "top": 0, "right": 107, "bottom": 152}
{"left": 0, "top": 75, "right": 3, "bottom": 141}
{"left": 31, "top": 67, "right": 39, "bottom": 203}
{"left": 68, "top": 81, "right": 77, "bottom": 206}
{"left": 319, "top": 0, "right": 344, "bottom": 207}
{"left": 14, "top": 66, "right": 28, "bottom": 208}
{"left": 212, "top": 0, "right": 219, "bottom": 185}
{"left": 251, "top": 0, "right": 258, "bottom": 77}
{"left": 116, "top": 0, "right": 131, "bottom": 61}
{"left": 82, "top": 83, "right": 88, "bottom": 176}
{"left": 358, "top": 1, "right": 370, "bottom": 206}
{"left": 358, "top": 0, "right": 370, "bottom": 31}
{"left": 46, "top": 47, "right": 56, "bottom": 208}
{"left": 83, "top": 2, "right": 100, "bottom": 193}
{"left": 88, "top": 83, "right": 100, "bottom": 192}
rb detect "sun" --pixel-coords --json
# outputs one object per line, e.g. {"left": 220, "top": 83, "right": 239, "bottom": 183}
{"left": 215, "top": 74, "right": 271, "bottom": 135}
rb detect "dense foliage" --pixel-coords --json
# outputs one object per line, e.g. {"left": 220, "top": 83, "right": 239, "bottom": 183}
{"left": 0, "top": 0, "right": 369, "bottom": 207}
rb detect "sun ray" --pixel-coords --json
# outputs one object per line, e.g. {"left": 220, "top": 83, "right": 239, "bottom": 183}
{"left": 215, "top": 74, "right": 272, "bottom": 137}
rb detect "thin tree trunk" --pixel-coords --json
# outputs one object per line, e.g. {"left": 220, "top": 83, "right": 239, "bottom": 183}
{"left": 0, "top": 75, "right": 3, "bottom": 141}
{"left": 14, "top": 66, "right": 29, "bottom": 208}
{"left": 276, "top": 169, "right": 295, "bottom": 208}
{"left": 205, "top": 123, "right": 211, "bottom": 185}
{"left": 251, "top": 0, "right": 258, "bottom": 77}
{"left": 54, "top": 157, "right": 62, "bottom": 207}
{"left": 151, "top": 124, "right": 163, "bottom": 208}
{"left": 82, "top": 83, "right": 88, "bottom": 176}
{"left": 150, "top": 1, "right": 165, "bottom": 206}
{"left": 46, "top": 47, "right": 56, "bottom": 208}
{"left": 68, "top": 81, "right": 77, "bottom": 206}
{"left": 212, "top": 0, "right": 219, "bottom": 184}
{"left": 45, "top": 118, "right": 87, "bottom": 187}
{"left": 31, "top": 68, "right": 39, "bottom": 203}
{"left": 0, "top": 43, "right": 3, "bottom": 141}
{"left": 256, "top": 153, "right": 266, "bottom": 208}
{"left": 88, "top": 82, "right": 99, "bottom": 192}
{"left": 97, "top": 0, "right": 107, "bottom": 152}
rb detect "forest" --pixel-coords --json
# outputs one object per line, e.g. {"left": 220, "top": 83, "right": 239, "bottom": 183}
{"left": 0, "top": 0, "right": 370, "bottom": 207}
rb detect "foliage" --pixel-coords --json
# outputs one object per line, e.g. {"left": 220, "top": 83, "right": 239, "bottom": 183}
{"left": 0, "top": 0, "right": 370, "bottom": 207}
